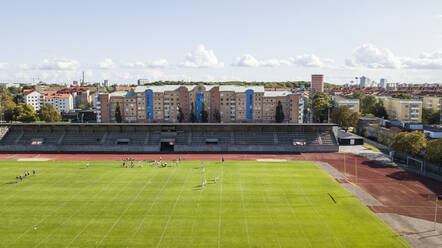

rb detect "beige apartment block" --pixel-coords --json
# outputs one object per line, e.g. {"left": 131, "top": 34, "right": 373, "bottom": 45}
{"left": 382, "top": 98, "right": 422, "bottom": 123}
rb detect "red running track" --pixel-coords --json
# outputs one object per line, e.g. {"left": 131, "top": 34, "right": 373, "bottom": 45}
{"left": 1, "top": 152, "right": 441, "bottom": 223}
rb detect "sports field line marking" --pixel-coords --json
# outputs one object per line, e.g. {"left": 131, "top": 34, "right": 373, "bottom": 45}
{"left": 66, "top": 168, "right": 150, "bottom": 248}
{"left": 124, "top": 168, "right": 178, "bottom": 248}
{"left": 272, "top": 168, "right": 313, "bottom": 248}
{"left": 292, "top": 171, "right": 345, "bottom": 248}
{"left": 217, "top": 165, "right": 224, "bottom": 248}
{"left": 155, "top": 168, "right": 192, "bottom": 248}
{"left": 0, "top": 164, "right": 73, "bottom": 219}
{"left": 34, "top": 167, "right": 130, "bottom": 248}
{"left": 261, "top": 189, "right": 282, "bottom": 248}
{"left": 188, "top": 172, "right": 204, "bottom": 242}
{"left": 96, "top": 168, "right": 162, "bottom": 247}
{"left": 5, "top": 168, "right": 116, "bottom": 248}
{"left": 238, "top": 168, "right": 251, "bottom": 248}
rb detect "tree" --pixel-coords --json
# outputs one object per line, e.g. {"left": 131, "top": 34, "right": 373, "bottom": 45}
{"left": 425, "top": 138, "right": 442, "bottom": 163}
{"left": 275, "top": 101, "right": 285, "bottom": 123}
{"left": 115, "top": 103, "right": 122, "bottom": 123}
{"left": 1, "top": 94, "right": 17, "bottom": 122}
{"left": 214, "top": 108, "right": 221, "bottom": 123}
{"left": 312, "top": 92, "right": 332, "bottom": 122}
{"left": 361, "top": 95, "right": 377, "bottom": 115}
{"left": 395, "top": 93, "right": 412, "bottom": 99}
{"left": 352, "top": 90, "right": 365, "bottom": 100}
{"left": 39, "top": 103, "right": 62, "bottom": 122}
{"left": 78, "top": 104, "right": 87, "bottom": 110}
{"left": 372, "top": 100, "right": 388, "bottom": 119}
{"left": 177, "top": 105, "right": 184, "bottom": 123}
{"left": 13, "top": 103, "right": 39, "bottom": 123}
{"left": 378, "top": 127, "right": 401, "bottom": 146}
{"left": 391, "top": 131, "right": 427, "bottom": 156}
{"left": 422, "top": 108, "right": 440, "bottom": 125}
{"left": 201, "top": 102, "right": 208, "bottom": 123}
{"left": 190, "top": 102, "right": 196, "bottom": 123}
{"left": 330, "top": 105, "right": 360, "bottom": 130}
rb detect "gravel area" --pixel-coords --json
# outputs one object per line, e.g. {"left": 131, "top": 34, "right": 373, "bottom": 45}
{"left": 315, "top": 161, "right": 347, "bottom": 180}
{"left": 339, "top": 145, "right": 397, "bottom": 167}
{"left": 376, "top": 213, "right": 442, "bottom": 248}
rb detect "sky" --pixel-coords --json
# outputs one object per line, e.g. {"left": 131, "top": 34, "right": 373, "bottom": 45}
{"left": 1, "top": 0, "right": 442, "bottom": 84}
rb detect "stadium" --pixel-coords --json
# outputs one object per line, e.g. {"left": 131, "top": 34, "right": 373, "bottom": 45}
{"left": 0, "top": 123, "right": 440, "bottom": 248}
{"left": 0, "top": 123, "right": 339, "bottom": 153}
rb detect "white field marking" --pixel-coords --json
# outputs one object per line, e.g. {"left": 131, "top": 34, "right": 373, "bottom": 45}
{"left": 17, "top": 158, "right": 51, "bottom": 161}
{"left": 255, "top": 159, "right": 287, "bottom": 162}
{"left": 0, "top": 164, "right": 71, "bottom": 214}
{"left": 188, "top": 173, "right": 204, "bottom": 242}
{"left": 238, "top": 169, "right": 251, "bottom": 248}
{"left": 261, "top": 191, "right": 282, "bottom": 248}
{"left": 5, "top": 168, "right": 116, "bottom": 248}
{"left": 34, "top": 167, "right": 132, "bottom": 248}
{"left": 291, "top": 173, "right": 344, "bottom": 248}
{"left": 95, "top": 168, "right": 162, "bottom": 247}
{"left": 65, "top": 168, "right": 149, "bottom": 248}
{"left": 271, "top": 168, "right": 312, "bottom": 248}
{"left": 217, "top": 165, "right": 224, "bottom": 248}
{"left": 124, "top": 168, "right": 178, "bottom": 248}
{"left": 155, "top": 168, "right": 192, "bottom": 248}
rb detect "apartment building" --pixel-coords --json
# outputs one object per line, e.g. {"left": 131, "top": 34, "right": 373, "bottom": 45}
{"left": 332, "top": 96, "right": 360, "bottom": 112}
{"left": 421, "top": 96, "right": 441, "bottom": 111}
{"left": 43, "top": 94, "right": 74, "bottom": 113}
{"left": 24, "top": 90, "right": 43, "bottom": 111}
{"left": 97, "top": 85, "right": 304, "bottom": 123}
{"left": 381, "top": 98, "right": 422, "bottom": 123}
{"left": 311, "top": 74, "right": 323, "bottom": 94}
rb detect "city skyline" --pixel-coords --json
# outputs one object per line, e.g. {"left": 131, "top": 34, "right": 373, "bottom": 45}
{"left": 1, "top": 1, "right": 442, "bottom": 84}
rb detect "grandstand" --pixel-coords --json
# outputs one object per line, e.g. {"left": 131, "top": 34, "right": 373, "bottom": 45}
{"left": 0, "top": 123, "right": 339, "bottom": 153}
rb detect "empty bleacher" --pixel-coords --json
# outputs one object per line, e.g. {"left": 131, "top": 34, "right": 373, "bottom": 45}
{"left": 62, "top": 130, "right": 105, "bottom": 145}
{"left": 234, "top": 131, "right": 274, "bottom": 145}
{"left": 0, "top": 128, "right": 22, "bottom": 144}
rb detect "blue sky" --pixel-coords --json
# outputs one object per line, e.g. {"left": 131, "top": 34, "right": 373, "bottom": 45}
{"left": 1, "top": 0, "right": 442, "bottom": 84}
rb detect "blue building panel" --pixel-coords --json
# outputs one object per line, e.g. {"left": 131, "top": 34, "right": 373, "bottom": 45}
{"left": 246, "top": 90, "right": 253, "bottom": 120}
{"left": 145, "top": 90, "right": 153, "bottom": 119}
{"left": 195, "top": 92, "right": 204, "bottom": 122}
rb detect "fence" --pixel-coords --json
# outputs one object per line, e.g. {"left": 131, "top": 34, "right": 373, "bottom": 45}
{"left": 392, "top": 151, "right": 442, "bottom": 182}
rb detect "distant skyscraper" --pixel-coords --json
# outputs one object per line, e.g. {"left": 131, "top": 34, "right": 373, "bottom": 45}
{"left": 103, "top": 80, "right": 109, "bottom": 87}
{"left": 359, "top": 76, "right": 371, "bottom": 87}
{"left": 311, "top": 74, "right": 323, "bottom": 94}
{"left": 379, "top": 78, "right": 387, "bottom": 88}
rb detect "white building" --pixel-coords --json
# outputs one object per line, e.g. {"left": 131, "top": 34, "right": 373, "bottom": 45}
{"left": 43, "top": 94, "right": 74, "bottom": 113}
{"left": 137, "top": 79, "right": 150, "bottom": 85}
{"left": 24, "top": 90, "right": 43, "bottom": 111}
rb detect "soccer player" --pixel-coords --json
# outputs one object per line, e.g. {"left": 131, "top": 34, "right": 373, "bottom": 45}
{"left": 16, "top": 176, "right": 18, "bottom": 183}
{"left": 33, "top": 170, "right": 36, "bottom": 175}
{"left": 222, "top": 156, "right": 224, "bottom": 164}
{"left": 201, "top": 162, "right": 204, "bottom": 167}
{"left": 86, "top": 162, "right": 89, "bottom": 168}
{"left": 19, "top": 175, "right": 22, "bottom": 182}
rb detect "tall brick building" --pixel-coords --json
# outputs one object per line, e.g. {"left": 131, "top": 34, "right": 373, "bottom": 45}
{"left": 97, "top": 85, "right": 304, "bottom": 123}
{"left": 311, "top": 74, "right": 324, "bottom": 94}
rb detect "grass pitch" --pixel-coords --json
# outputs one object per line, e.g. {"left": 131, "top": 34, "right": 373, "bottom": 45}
{"left": 0, "top": 160, "right": 409, "bottom": 248}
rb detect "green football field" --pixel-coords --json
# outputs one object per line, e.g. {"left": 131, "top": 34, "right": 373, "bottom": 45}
{"left": 0, "top": 160, "right": 410, "bottom": 248}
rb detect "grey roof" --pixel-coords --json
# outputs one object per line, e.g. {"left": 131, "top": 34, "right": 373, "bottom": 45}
{"left": 134, "top": 85, "right": 265, "bottom": 93}
{"left": 263, "top": 91, "right": 293, "bottom": 97}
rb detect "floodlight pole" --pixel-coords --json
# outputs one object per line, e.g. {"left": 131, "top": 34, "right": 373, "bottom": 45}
{"left": 344, "top": 153, "right": 346, "bottom": 177}
{"left": 435, "top": 195, "right": 440, "bottom": 231}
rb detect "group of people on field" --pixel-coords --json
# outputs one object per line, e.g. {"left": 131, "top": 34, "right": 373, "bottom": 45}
{"left": 16, "top": 169, "right": 36, "bottom": 183}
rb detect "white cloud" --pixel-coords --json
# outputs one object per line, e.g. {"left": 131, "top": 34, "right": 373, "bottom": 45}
{"left": 19, "top": 64, "right": 31, "bottom": 70}
{"left": 232, "top": 54, "right": 331, "bottom": 68}
{"left": 98, "top": 58, "right": 116, "bottom": 69}
{"left": 38, "top": 58, "right": 80, "bottom": 71}
{"left": 347, "top": 43, "right": 442, "bottom": 70}
{"left": 123, "top": 59, "right": 169, "bottom": 69}
{"left": 180, "top": 44, "right": 224, "bottom": 68}
{"left": 292, "top": 54, "right": 333, "bottom": 67}
{"left": 148, "top": 59, "right": 169, "bottom": 68}
{"left": 232, "top": 54, "right": 261, "bottom": 67}
{"left": 0, "top": 62, "right": 9, "bottom": 70}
